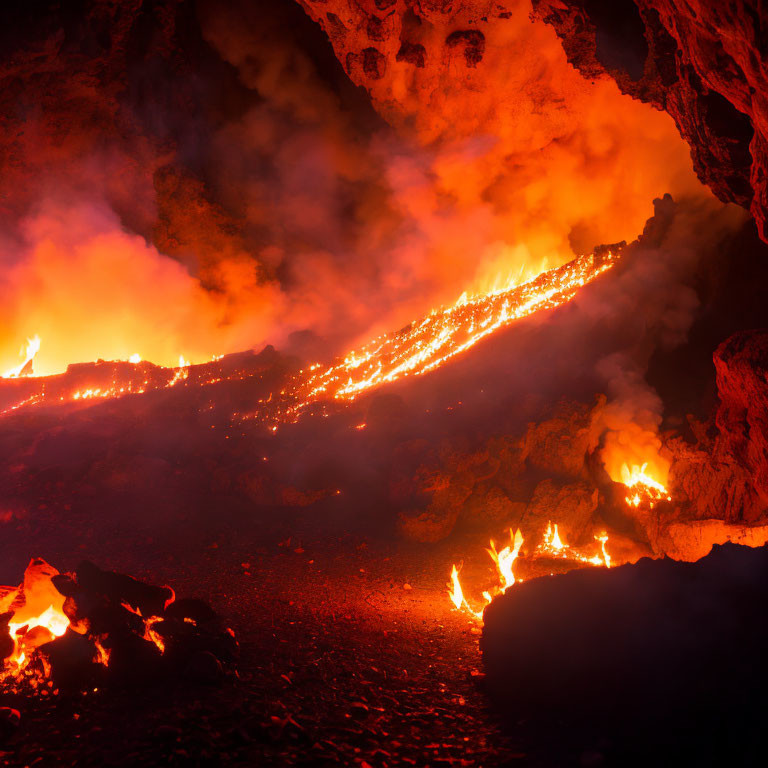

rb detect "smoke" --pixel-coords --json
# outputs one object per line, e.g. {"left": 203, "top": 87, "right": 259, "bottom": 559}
{"left": 0, "top": 0, "right": 718, "bottom": 377}
{"left": 0, "top": 202, "right": 283, "bottom": 373}
{"left": 585, "top": 195, "right": 748, "bottom": 483}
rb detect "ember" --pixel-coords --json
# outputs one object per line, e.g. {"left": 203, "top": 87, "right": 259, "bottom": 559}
{"left": 1, "top": 559, "right": 236, "bottom": 692}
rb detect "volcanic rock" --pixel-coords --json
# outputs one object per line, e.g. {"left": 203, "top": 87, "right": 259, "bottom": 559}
{"left": 397, "top": 486, "right": 464, "bottom": 543}
{"left": 522, "top": 479, "right": 598, "bottom": 546}
{"left": 481, "top": 542, "right": 768, "bottom": 763}
{"left": 664, "top": 329, "right": 768, "bottom": 533}
{"left": 532, "top": 0, "right": 768, "bottom": 240}
{"left": 519, "top": 400, "right": 596, "bottom": 480}
{"left": 713, "top": 329, "right": 768, "bottom": 505}
{"left": 461, "top": 486, "right": 527, "bottom": 531}
{"left": 654, "top": 518, "right": 768, "bottom": 562}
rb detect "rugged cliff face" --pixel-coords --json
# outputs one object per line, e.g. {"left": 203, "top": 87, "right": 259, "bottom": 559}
{"left": 296, "top": 0, "right": 766, "bottom": 241}
{"left": 532, "top": 0, "right": 767, "bottom": 241}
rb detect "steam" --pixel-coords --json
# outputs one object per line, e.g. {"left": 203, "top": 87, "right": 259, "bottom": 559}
{"left": 0, "top": 0, "right": 718, "bottom": 377}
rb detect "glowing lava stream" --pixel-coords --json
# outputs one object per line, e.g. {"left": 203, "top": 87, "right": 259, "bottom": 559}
{"left": 262, "top": 247, "right": 621, "bottom": 424}
{"left": 1, "top": 247, "right": 620, "bottom": 418}
{"left": 449, "top": 522, "right": 612, "bottom": 622}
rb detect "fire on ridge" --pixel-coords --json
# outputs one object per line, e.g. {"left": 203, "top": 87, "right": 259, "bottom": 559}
{"left": 1, "top": 246, "right": 621, "bottom": 418}
{"left": 259, "top": 246, "right": 622, "bottom": 424}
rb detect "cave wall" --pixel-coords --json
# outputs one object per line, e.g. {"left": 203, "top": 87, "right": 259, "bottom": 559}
{"left": 296, "top": 0, "right": 767, "bottom": 241}
{"left": 532, "top": 0, "right": 768, "bottom": 241}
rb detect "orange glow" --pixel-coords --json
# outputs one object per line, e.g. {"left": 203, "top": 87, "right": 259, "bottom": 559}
{"left": 2, "top": 335, "right": 40, "bottom": 378}
{"left": 0, "top": 559, "right": 70, "bottom": 683}
{"left": 620, "top": 462, "right": 672, "bottom": 508}
{"left": 449, "top": 522, "right": 611, "bottom": 622}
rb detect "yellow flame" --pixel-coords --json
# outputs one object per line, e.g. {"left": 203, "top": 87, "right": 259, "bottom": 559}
{"left": 620, "top": 462, "right": 671, "bottom": 508}
{"left": 449, "top": 522, "right": 612, "bottom": 622}
{"left": 2, "top": 335, "right": 41, "bottom": 378}
{"left": 487, "top": 528, "right": 524, "bottom": 591}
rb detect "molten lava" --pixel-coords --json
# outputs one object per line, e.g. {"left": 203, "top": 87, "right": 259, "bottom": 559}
{"left": 1, "top": 246, "right": 621, "bottom": 419}
{"left": 261, "top": 247, "right": 621, "bottom": 424}
{"left": 621, "top": 463, "right": 672, "bottom": 508}
{"left": 449, "top": 522, "right": 611, "bottom": 622}
{"left": 0, "top": 559, "right": 70, "bottom": 684}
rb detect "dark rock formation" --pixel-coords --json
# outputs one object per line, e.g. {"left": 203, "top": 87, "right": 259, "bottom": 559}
{"left": 533, "top": 0, "right": 768, "bottom": 240}
{"left": 714, "top": 329, "right": 768, "bottom": 502}
{"left": 391, "top": 400, "right": 602, "bottom": 543}
{"left": 666, "top": 329, "right": 768, "bottom": 532}
{"left": 481, "top": 542, "right": 768, "bottom": 765}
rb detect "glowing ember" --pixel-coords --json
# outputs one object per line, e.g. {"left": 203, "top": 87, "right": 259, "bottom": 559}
{"left": 449, "top": 522, "right": 611, "bottom": 622}
{"left": 128, "top": 353, "right": 141, "bottom": 364}
{"left": 0, "top": 559, "right": 70, "bottom": 683}
{"left": 621, "top": 462, "right": 671, "bottom": 508}
{"left": 2, "top": 335, "right": 41, "bottom": 378}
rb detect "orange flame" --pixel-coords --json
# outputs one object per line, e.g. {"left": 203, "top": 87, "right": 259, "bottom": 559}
{"left": 449, "top": 522, "right": 611, "bottom": 622}
{"left": 0, "top": 559, "right": 70, "bottom": 682}
{"left": 2, "top": 335, "right": 41, "bottom": 378}
{"left": 620, "top": 462, "right": 671, "bottom": 508}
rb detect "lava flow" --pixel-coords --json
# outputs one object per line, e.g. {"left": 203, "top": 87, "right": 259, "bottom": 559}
{"left": 1, "top": 246, "right": 621, "bottom": 420}
{"left": 449, "top": 522, "right": 611, "bottom": 622}
{"left": 259, "top": 246, "right": 621, "bottom": 425}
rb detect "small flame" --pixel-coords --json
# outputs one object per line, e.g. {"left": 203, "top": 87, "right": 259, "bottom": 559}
{"left": 449, "top": 564, "right": 465, "bottom": 611}
{"left": 487, "top": 528, "right": 524, "bottom": 591}
{"left": 0, "top": 559, "right": 71, "bottom": 682}
{"left": 449, "top": 522, "right": 612, "bottom": 622}
{"left": 597, "top": 534, "right": 611, "bottom": 569}
{"left": 620, "top": 462, "right": 671, "bottom": 508}
{"left": 2, "top": 335, "right": 41, "bottom": 378}
{"left": 128, "top": 353, "right": 141, "bottom": 364}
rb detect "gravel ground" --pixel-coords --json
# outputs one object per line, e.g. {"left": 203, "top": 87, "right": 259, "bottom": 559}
{"left": 0, "top": 492, "right": 529, "bottom": 767}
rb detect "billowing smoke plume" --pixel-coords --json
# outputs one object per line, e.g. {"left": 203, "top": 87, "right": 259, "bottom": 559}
{"left": 0, "top": 0, "right": 713, "bottom": 376}
{"left": 586, "top": 195, "right": 747, "bottom": 485}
